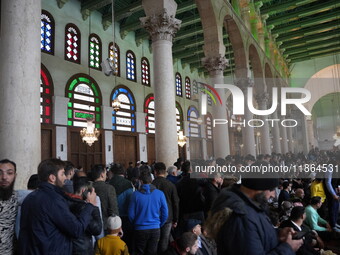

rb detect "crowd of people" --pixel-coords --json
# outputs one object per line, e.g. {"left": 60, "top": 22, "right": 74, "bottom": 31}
{"left": 0, "top": 147, "right": 339, "bottom": 255}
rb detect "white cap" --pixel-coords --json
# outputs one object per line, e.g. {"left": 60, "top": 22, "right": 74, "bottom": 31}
{"left": 107, "top": 215, "right": 122, "bottom": 230}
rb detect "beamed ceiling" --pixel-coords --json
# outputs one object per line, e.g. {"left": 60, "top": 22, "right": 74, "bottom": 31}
{"left": 75, "top": 0, "right": 340, "bottom": 74}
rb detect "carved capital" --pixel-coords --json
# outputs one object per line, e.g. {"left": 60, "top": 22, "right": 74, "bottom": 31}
{"left": 140, "top": 9, "right": 181, "bottom": 42}
{"left": 57, "top": 0, "right": 68, "bottom": 9}
{"left": 201, "top": 56, "right": 229, "bottom": 73}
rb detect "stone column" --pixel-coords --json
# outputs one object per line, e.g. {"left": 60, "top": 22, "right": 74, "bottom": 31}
{"left": 54, "top": 96, "right": 69, "bottom": 160}
{"left": 271, "top": 108, "right": 282, "bottom": 154}
{"left": 236, "top": 78, "right": 256, "bottom": 156}
{"left": 280, "top": 118, "right": 289, "bottom": 154}
{"left": 0, "top": 0, "right": 41, "bottom": 189}
{"left": 202, "top": 56, "right": 230, "bottom": 158}
{"left": 286, "top": 109, "right": 294, "bottom": 152}
{"left": 255, "top": 93, "right": 271, "bottom": 155}
{"left": 141, "top": 2, "right": 181, "bottom": 167}
{"left": 306, "top": 119, "right": 317, "bottom": 148}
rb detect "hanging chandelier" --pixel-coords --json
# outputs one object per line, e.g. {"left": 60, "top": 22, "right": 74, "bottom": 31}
{"left": 80, "top": 118, "right": 100, "bottom": 146}
{"left": 177, "top": 130, "right": 187, "bottom": 147}
{"left": 112, "top": 98, "right": 121, "bottom": 112}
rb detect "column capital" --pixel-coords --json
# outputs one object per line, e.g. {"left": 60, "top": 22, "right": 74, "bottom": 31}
{"left": 235, "top": 77, "right": 254, "bottom": 90}
{"left": 140, "top": 9, "right": 181, "bottom": 42}
{"left": 201, "top": 56, "right": 229, "bottom": 73}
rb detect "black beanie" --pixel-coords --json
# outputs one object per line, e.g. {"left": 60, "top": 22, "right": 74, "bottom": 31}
{"left": 242, "top": 177, "right": 279, "bottom": 191}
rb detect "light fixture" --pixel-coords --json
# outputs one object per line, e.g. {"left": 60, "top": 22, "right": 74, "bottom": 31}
{"left": 80, "top": 118, "right": 100, "bottom": 146}
{"left": 237, "top": 125, "right": 242, "bottom": 132}
{"left": 256, "top": 131, "right": 261, "bottom": 137}
{"left": 112, "top": 98, "right": 121, "bottom": 112}
{"left": 177, "top": 130, "right": 187, "bottom": 147}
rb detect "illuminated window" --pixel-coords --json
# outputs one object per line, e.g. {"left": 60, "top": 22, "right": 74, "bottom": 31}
{"left": 192, "top": 80, "right": 198, "bottom": 95}
{"left": 66, "top": 74, "right": 102, "bottom": 128}
{"left": 176, "top": 102, "right": 184, "bottom": 132}
{"left": 145, "top": 94, "right": 155, "bottom": 134}
{"left": 89, "top": 34, "right": 102, "bottom": 70}
{"left": 126, "top": 50, "right": 136, "bottom": 81}
{"left": 65, "top": 23, "right": 81, "bottom": 64}
{"left": 206, "top": 113, "right": 213, "bottom": 140}
{"left": 109, "top": 42, "right": 120, "bottom": 76}
{"left": 111, "top": 86, "right": 136, "bottom": 132}
{"left": 41, "top": 10, "right": 54, "bottom": 54}
{"left": 40, "top": 65, "right": 53, "bottom": 124}
{"left": 188, "top": 106, "right": 200, "bottom": 137}
{"left": 175, "top": 73, "right": 182, "bottom": 97}
{"left": 141, "top": 57, "right": 150, "bottom": 86}
{"left": 185, "top": 77, "right": 191, "bottom": 99}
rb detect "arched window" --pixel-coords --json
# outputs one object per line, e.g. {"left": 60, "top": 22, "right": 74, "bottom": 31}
{"left": 144, "top": 94, "right": 155, "bottom": 134}
{"left": 188, "top": 106, "right": 200, "bottom": 137}
{"left": 175, "top": 73, "right": 182, "bottom": 97}
{"left": 41, "top": 10, "right": 55, "bottom": 54}
{"left": 176, "top": 102, "right": 184, "bottom": 132}
{"left": 206, "top": 113, "right": 213, "bottom": 140}
{"left": 40, "top": 64, "right": 54, "bottom": 124}
{"left": 185, "top": 77, "right": 191, "bottom": 99}
{"left": 109, "top": 42, "right": 120, "bottom": 76}
{"left": 207, "top": 89, "right": 212, "bottom": 106}
{"left": 111, "top": 86, "right": 136, "bottom": 132}
{"left": 126, "top": 50, "right": 136, "bottom": 81}
{"left": 65, "top": 23, "right": 81, "bottom": 64}
{"left": 65, "top": 74, "right": 102, "bottom": 128}
{"left": 89, "top": 34, "right": 102, "bottom": 70}
{"left": 192, "top": 80, "right": 198, "bottom": 95}
{"left": 141, "top": 57, "right": 150, "bottom": 86}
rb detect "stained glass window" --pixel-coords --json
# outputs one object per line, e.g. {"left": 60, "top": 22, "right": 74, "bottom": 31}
{"left": 145, "top": 94, "right": 155, "bottom": 134}
{"left": 185, "top": 77, "right": 191, "bottom": 99}
{"left": 41, "top": 10, "right": 54, "bottom": 54}
{"left": 206, "top": 113, "right": 213, "bottom": 140}
{"left": 111, "top": 86, "right": 136, "bottom": 132}
{"left": 126, "top": 50, "right": 136, "bottom": 81}
{"left": 66, "top": 74, "right": 102, "bottom": 128}
{"left": 192, "top": 80, "right": 198, "bottom": 95}
{"left": 175, "top": 73, "right": 182, "bottom": 97}
{"left": 109, "top": 42, "right": 120, "bottom": 76}
{"left": 141, "top": 57, "right": 150, "bottom": 86}
{"left": 40, "top": 65, "right": 53, "bottom": 124}
{"left": 207, "top": 89, "right": 212, "bottom": 106}
{"left": 65, "top": 24, "right": 81, "bottom": 64}
{"left": 89, "top": 34, "right": 102, "bottom": 70}
{"left": 176, "top": 102, "right": 184, "bottom": 132}
{"left": 188, "top": 106, "right": 200, "bottom": 137}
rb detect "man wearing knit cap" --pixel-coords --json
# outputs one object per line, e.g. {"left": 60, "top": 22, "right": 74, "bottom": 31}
{"left": 95, "top": 215, "right": 129, "bottom": 255}
{"left": 205, "top": 174, "right": 303, "bottom": 255}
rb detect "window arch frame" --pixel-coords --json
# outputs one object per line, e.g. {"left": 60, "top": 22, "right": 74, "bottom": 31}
{"left": 126, "top": 50, "right": 137, "bottom": 82}
{"left": 144, "top": 94, "right": 155, "bottom": 134}
{"left": 41, "top": 10, "right": 55, "bottom": 55}
{"left": 89, "top": 33, "right": 102, "bottom": 71}
{"left": 205, "top": 112, "right": 213, "bottom": 140}
{"left": 64, "top": 23, "right": 81, "bottom": 64}
{"left": 185, "top": 76, "right": 191, "bottom": 99}
{"left": 176, "top": 102, "right": 184, "bottom": 132}
{"left": 108, "top": 42, "right": 120, "bottom": 76}
{"left": 65, "top": 73, "right": 102, "bottom": 128}
{"left": 111, "top": 85, "right": 136, "bottom": 132}
{"left": 175, "top": 72, "right": 183, "bottom": 97}
{"left": 141, "top": 57, "right": 151, "bottom": 86}
{"left": 187, "top": 106, "right": 201, "bottom": 138}
{"left": 40, "top": 64, "right": 54, "bottom": 124}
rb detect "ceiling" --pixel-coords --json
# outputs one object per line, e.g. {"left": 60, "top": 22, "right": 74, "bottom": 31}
{"left": 78, "top": 0, "right": 340, "bottom": 75}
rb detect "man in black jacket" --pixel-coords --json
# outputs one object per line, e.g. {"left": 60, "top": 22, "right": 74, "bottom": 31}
{"left": 153, "top": 162, "right": 180, "bottom": 253}
{"left": 19, "top": 158, "right": 97, "bottom": 255}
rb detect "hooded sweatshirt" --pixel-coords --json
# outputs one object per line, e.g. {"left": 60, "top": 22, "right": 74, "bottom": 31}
{"left": 128, "top": 184, "right": 168, "bottom": 230}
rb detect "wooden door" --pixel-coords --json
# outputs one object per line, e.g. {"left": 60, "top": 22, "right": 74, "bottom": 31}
{"left": 189, "top": 138, "right": 203, "bottom": 160}
{"left": 178, "top": 144, "right": 186, "bottom": 161}
{"left": 147, "top": 135, "right": 155, "bottom": 165}
{"left": 114, "top": 133, "right": 138, "bottom": 168}
{"left": 68, "top": 128, "right": 104, "bottom": 172}
{"left": 41, "top": 125, "right": 55, "bottom": 160}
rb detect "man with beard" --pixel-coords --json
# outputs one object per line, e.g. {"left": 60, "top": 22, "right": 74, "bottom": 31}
{"left": 205, "top": 173, "right": 304, "bottom": 255}
{"left": 0, "top": 159, "right": 18, "bottom": 255}
{"left": 19, "top": 158, "right": 97, "bottom": 255}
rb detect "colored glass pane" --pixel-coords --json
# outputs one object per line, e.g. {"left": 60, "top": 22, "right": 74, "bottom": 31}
{"left": 41, "top": 12, "right": 54, "bottom": 54}
{"left": 175, "top": 73, "right": 182, "bottom": 97}
{"left": 141, "top": 58, "right": 150, "bottom": 86}
{"left": 65, "top": 24, "right": 80, "bottom": 63}
{"left": 185, "top": 77, "right": 191, "bottom": 99}
{"left": 145, "top": 95, "right": 155, "bottom": 134}
{"left": 109, "top": 43, "right": 120, "bottom": 76}
{"left": 188, "top": 106, "right": 200, "bottom": 137}
{"left": 89, "top": 35, "right": 101, "bottom": 70}
{"left": 40, "top": 67, "right": 53, "bottom": 124}
{"left": 206, "top": 114, "right": 213, "bottom": 140}
{"left": 126, "top": 51, "right": 136, "bottom": 81}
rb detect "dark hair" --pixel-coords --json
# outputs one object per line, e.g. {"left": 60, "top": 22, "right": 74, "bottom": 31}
{"left": 38, "top": 158, "right": 65, "bottom": 182}
{"left": 27, "top": 174, "right": 39, "bottom": 190}
{"left": 140, "top": 168, "right": 152, "bottom": 184}
{"left": 110, "top": 163, "right": 125, "bottom": 175}
{"left": 154, "top": 162, "right": 166, "bottom": 174}
{"left": 177, "top": 232, "right": 198, "bottom": 252}
{"left": 0, "top": 159, "right": 16, "bottom": 172}
{"left": 310, "top": 196, "right": 322, "bottom": 205}
{"left": 290, "top": 206, "right": 305, "bottom": 221}
{"left": 73, "top": 176, "right": 90, "bottom": 194}
{"left": 90, "top": 164, "right": 106, "bottom": 180}
{"left": 282, "top": 181, "right": 290, "bottom": 189}
{"left": 181, "top": 161, "right": 191, "bottom": 174}
{"left": 64, "top": 161, "right": 75, "bottom": 176}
